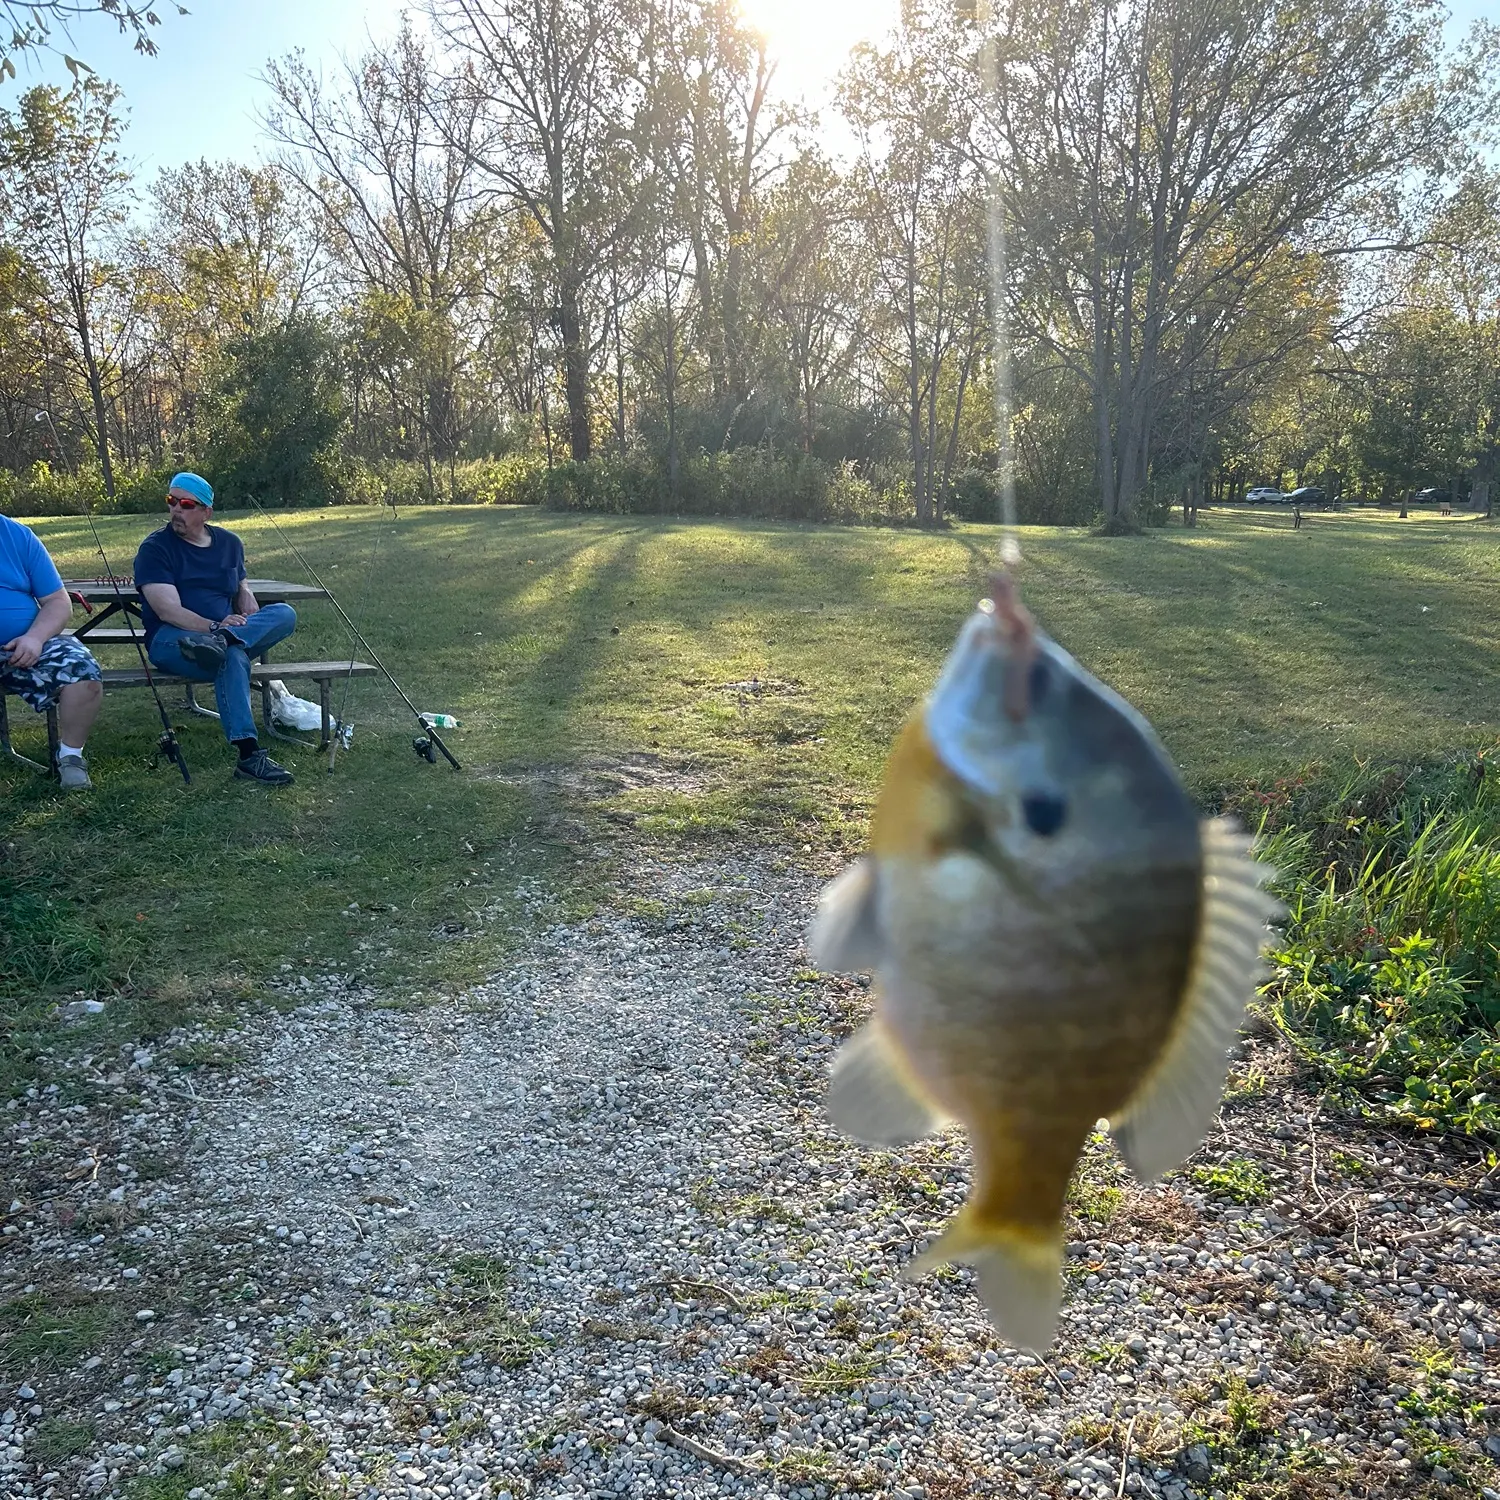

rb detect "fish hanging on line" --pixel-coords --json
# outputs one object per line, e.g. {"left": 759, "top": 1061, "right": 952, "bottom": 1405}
{"left": 807, "top": 572, "right": 1280, "bottom": 1352}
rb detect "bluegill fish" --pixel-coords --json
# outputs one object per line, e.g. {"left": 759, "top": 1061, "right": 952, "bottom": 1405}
{"left": 809, "top": 577, "right": 1279, "bottom": 1352}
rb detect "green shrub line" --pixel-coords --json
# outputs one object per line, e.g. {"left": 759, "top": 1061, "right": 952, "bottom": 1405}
{"left": 0, "top": 448, "right": 1090, "bottom": 524}
{"left": 1248, "top": 752, "right": 1500, "bottom": 1139}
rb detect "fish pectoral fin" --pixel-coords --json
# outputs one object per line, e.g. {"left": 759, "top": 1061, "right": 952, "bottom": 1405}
{"left": 808, "top": 857, "right": 884, "bottom": 974}
{"left": 909, "top": 1208, "right": 1063, "bottom": 1354}
{"left": 1110, "top": 816, "right": 1283, "bottom": 1183}
{"left": 826, "top": 1021, "right": 947, "bottom": 1146}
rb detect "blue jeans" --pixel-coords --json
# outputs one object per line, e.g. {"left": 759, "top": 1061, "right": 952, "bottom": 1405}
{"left": 149, "top": 604, "right": 297, "bottom": 744}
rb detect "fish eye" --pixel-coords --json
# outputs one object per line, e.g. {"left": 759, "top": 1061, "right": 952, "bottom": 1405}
{"left": 1028, "top": 658, "right": 1049, "bottom": 705}
{"left": 1021, "top": 791, "right": 1068, "bottom": 838}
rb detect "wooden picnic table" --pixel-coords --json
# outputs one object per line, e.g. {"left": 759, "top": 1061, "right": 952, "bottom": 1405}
{"left": 55, "top": 577, "right": 373, "bottom": 755}
{"left": 63, "top": 577, "right": 328, "bottom": 638}
{"left": 6, "top": 579, "right": 375, "bottom": 774}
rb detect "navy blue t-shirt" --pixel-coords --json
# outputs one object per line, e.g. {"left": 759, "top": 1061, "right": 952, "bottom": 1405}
{"left": 133, "top": 524, "right": 247, "bottom": 647}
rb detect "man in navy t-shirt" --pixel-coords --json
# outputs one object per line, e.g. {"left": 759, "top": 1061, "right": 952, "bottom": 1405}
{"left": 0, "top": 513, "right": 103, "bottom": 788}
{"left": 134, "top": 471, "right": 298, "bottom": 785}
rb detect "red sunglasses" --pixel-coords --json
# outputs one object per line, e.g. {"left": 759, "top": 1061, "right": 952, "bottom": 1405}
{"left": 166, "top": 495, "right": 205, "bottom": 510}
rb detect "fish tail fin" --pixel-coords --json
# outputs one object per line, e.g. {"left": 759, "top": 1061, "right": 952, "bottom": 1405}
{"left": 908, "top": 1206, "right": 1063, "bottom": 1353}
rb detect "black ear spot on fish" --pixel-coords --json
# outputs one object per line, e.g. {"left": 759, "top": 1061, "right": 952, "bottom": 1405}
{"left": 1021, "top": 791, "right": 1068, "bottom": 838}
{"left": 1027, "top": 658, "right": 1049, "bottom": 705}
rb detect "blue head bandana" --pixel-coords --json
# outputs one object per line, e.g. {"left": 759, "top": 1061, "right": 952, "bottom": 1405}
{"left": 168, "top": 471, "right": 214, "bottom": 507}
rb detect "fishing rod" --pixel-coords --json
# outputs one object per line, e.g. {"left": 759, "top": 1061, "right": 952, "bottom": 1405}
{"left": 327, "top": 515, "right": 382, "bottom": 775}
{"left": 80, "top": 510, "right": 191, "bottom": 784}
{"left": 245, "top": 496, "right": 460, "bottom": 771}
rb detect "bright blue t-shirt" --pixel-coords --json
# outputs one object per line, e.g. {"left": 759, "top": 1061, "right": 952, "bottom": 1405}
{"left": 133, "top": 524, "right": 247, "bottom": 647}
{"left": 0, "top": 514, "right": 64, "bottom": 644}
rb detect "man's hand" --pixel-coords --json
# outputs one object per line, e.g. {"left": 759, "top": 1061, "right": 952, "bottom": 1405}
{"left": 219, "top": 613, "right": 249, "bottom": 628}
{"left": 1, "top": 631, "right": 45, "bottom": 669}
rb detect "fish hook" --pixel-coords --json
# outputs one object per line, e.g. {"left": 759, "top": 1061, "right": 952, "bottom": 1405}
{"left": 983, "top": 569, "right": 1037, "bottom": 723}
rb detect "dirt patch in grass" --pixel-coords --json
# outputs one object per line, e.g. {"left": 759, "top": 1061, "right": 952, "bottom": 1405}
{"left": 490, "top": 750, "right": 711, "bottom": 800}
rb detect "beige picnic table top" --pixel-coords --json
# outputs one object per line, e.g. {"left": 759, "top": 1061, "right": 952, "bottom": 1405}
{"left": 63, "top": 577, "right": 328, "bottom": 604}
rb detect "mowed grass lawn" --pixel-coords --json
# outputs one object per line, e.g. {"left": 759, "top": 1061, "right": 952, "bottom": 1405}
{"left": 4, "top": 503, "right": 1497, "bottom": 1072}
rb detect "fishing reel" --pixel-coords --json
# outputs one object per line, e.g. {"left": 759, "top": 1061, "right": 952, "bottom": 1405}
{"left": 148, "top": 729, "right": 192, "bottom": 784}
{"left": 412, "top": 733, "right": 438, "bottom": 764}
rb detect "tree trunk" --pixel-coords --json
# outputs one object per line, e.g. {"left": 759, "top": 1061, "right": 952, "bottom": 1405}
{"left": 1092, "top": 362, "right": 1116, "bottom": 524}
{"left": 663, "top": 261, "right": 680, "bottom": 501}
{"left": 77, "top": 318, "right": 115, "bottom": 500}
{"left": 614, "top": 301, "right": 627, "bottom": 455}
{"left": 904, "top": 231, "right": 931, "bottom": 525}
{"left": 558, "top": 276, "right": 590, "bottom": 462}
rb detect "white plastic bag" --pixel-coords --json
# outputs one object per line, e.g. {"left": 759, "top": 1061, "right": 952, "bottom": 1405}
{"left": 267, "top": 679, "right": 323, "bottom": 731}
{"left": 266, "top": 679, "right": 354, "bottom": 749}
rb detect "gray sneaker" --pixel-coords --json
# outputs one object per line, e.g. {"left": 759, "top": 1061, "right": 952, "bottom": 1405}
{"left": 57, "top": 753, "right": 92, "bottom": 790}
{"left": 233, "top": 748, "right": 294, "bottom": 786}
{"left": 178, "top": 629, "right": 230, "bottom": 671}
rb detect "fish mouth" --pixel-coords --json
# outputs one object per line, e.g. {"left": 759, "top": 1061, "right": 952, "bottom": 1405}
{"left": 924, "top": 576, "right": 1051, "bottom": 803}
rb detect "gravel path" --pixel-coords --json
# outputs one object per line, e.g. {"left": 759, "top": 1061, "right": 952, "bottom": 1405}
{"left": 3, "top": 849, "right": 1498, "bottom": 1500}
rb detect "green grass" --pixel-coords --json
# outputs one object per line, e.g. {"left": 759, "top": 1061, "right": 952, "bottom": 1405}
{"left": 122, "top": 1419, "right": 338, "bottom": 1499}
{"left": 4, "top": 505, "right": 1497, "bottom": 1093}
{"left": 1259, "top": 755, "right": 1500, "bottom": 1136}
{"left": 30, "top": 1416, "right": 97, "bottom": 1462}
{"left": 377, "top": 1252, "right": 545, "bottom": 1381}
{"left": 1189, "top": 1157, "right": 1273, "bottom": 1204}
{"left": 0, "top": 1290, "right": 125, "bottom": 1375}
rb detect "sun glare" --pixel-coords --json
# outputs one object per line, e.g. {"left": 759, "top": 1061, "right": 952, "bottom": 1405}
{"left": 735, "top": 0, "right": 901, "bottom": 98}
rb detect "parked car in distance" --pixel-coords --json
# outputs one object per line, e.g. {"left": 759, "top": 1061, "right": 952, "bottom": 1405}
{"left": 1244, "top": 486, "right": 1283, "bottom": 504}
{"left": 1285, "top": 486, "right": 1326, "bottom": 507}
{"left": 1414, "top": 488, "right": 1452, "bottom": 505}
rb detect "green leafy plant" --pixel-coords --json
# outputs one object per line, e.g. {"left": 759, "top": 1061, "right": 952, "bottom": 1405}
{"left": 1189, "top": 1157, "right": 1271, "bottom": 1204}
{"left": 1259, "top": 755, "right": 1500, "bottom": 1136}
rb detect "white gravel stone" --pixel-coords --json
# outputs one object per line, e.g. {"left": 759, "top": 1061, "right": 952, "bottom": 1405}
{"left": 2, "top": 850, "right": 1495, "bottom": 1499}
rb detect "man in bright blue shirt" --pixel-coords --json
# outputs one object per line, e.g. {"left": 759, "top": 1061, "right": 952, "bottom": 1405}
{"left": 134, "top": 471, "right": 298, "bottom": 786}
{"left": 0, "top": 513, "right": 102, "bottom": 789}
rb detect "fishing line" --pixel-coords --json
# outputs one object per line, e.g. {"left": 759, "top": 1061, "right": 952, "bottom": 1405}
{"left": 328, "top": 512, "right": 385, "bottom": 773}
{"left": 245, "top": 497, "right": 460, "bottom": 771}
{"left": 981, "top": 24, "right": 1021, "bottom": 572}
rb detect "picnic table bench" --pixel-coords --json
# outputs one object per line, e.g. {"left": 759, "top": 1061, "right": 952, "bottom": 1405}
{"left": 2, "top": 577, "right": 376, "bottom": 773}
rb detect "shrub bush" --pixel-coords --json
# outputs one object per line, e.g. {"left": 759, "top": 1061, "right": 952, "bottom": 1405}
{"left": 533, "top": 448, "right": 919, "bottom": 523}
{"left": 0, "top": 462, "right": 101, "bottom": 517}
{"left": 1251, "top": 755, "right": 1500, "bottom": 1137}
{"left": 100, "top": 465, "right": 179, "bottom": 515}
{"left": 946, "top": 469, "right": 1000, "bottom": 523}
{"left": 453, "top": 454, "right": 549, "bottom": 506}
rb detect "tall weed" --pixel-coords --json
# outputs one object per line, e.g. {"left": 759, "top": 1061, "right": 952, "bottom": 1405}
{"left": 1256, "top": 755, "right": 1500, "bottom": 1136}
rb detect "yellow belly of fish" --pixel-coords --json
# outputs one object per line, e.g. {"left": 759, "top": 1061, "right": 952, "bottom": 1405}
{"left": 878, "top": 855, "right": 1200, "bottom": 1233}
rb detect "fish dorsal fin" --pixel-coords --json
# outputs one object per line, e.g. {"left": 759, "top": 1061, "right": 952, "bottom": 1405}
{"left": 1110, "top": 817, "right": 1282, "bottom": 1183}
{"left": 808, "top": 857, "right": 884, "bottom": 974}
{"left": 827, "top": 1019, "right": 949, "bottom": 1146}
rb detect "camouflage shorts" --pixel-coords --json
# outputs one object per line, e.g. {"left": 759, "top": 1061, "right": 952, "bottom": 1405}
{"left": 0, "top": 633, "right": 102, "bottom": 712}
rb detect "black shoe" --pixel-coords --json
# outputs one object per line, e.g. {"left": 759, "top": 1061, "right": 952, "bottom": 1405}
{"left": 234, "top": 749, "right": 294, "bottom": 786}
{"left": 178, "top": 629, "right": 229, "bottom": 671}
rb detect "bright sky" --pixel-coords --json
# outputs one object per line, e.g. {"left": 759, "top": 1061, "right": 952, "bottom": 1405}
{"left": 10, "top": 0, "right": 408, "bottom": 178}
{"left": 1, "top": 0, "right": 1490, "bottom": 178}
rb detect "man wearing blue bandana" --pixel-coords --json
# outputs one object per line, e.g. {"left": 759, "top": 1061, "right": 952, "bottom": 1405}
{"left": 134, "top": 472, "right": 298, "bottom": 785}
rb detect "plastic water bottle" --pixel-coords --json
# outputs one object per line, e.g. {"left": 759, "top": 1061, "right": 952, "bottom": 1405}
{"left": 420, "top": 712, "right": 461, "bottom": 729}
